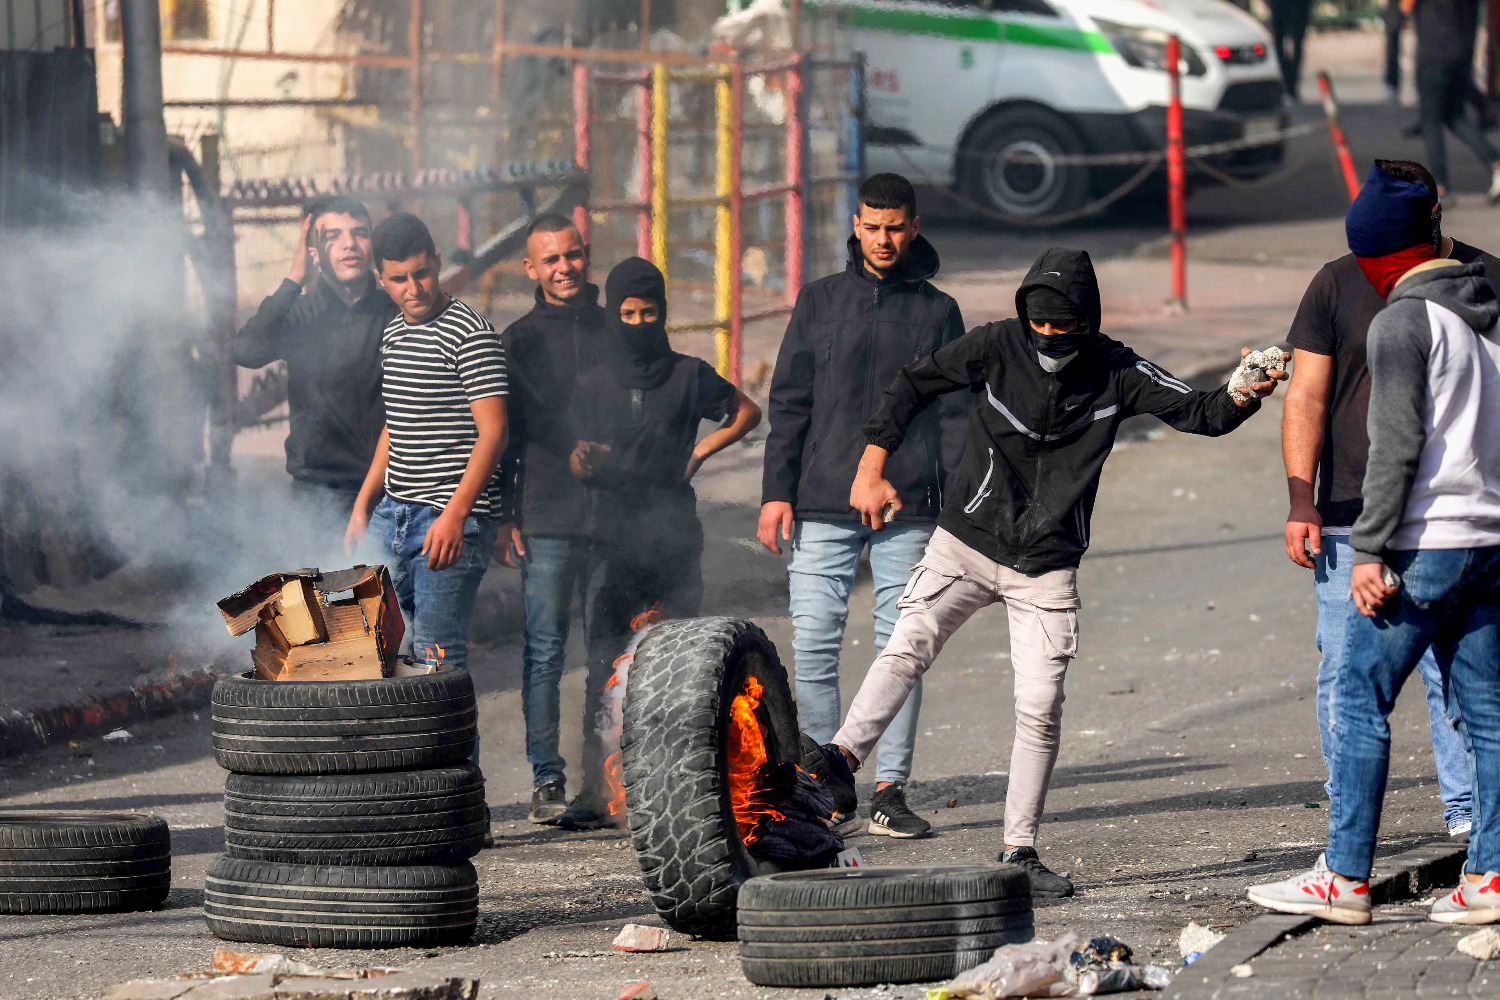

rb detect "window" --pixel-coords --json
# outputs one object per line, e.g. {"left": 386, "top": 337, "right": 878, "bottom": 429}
{"left": 163, "top": 0, "right": 210, "bottom": 40}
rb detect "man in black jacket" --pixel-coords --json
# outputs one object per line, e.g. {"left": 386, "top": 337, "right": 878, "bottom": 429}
{"left": 760, "top": 173, "right": 966, "bottom": 839}
{"left": 496, "top": 213, "right": 608, "bottom": 825}
{"left": 826, "top": 248, "right": 1283, "bottom": 896}
{"left": 235, "top": 195, "right": 396, "bottom": 541}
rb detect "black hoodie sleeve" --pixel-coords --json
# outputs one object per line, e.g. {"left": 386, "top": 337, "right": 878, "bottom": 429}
{"left": 1117, "top": 352, "right": 1257, "bottom": 434}
{"left": 761, "top": 289, "right": 817, "bottom": 507}
{"left": 865, "top": 322, "right": 995, "bottom": 453}
{"left": 233, "top": 278, "right": 302, "bottom": 368}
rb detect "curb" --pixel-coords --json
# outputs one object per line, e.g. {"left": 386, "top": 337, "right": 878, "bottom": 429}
{"left": 1161, "top": 837, "right": 1469, "bottom": 1000}
{"left": 0, "top": 659, "right": 233, "bottom": 760}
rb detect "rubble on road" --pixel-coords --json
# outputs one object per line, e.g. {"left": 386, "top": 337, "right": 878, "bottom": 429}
{"left": 102, "top": 958, "right": 478, "bottom": 1000}
{"left": 1457, "top": 928, "right": 1500, "bottom": 961}
{"left": 613, "top": 923, "right": 671, "bottom": 952}
{"left": 618, "top": 982, "right": 657, "bottom": 1000}
{"left": 1178, "top": 921, "right": 1225, "bottom": 960}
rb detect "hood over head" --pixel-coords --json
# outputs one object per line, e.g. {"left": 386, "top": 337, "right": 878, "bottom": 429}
{"left": 845, "top": 232, "right": 941, "bottom": 285}
{"left": 1346, "top": 161, "right": 1439, "bottom": 258}
{"left": 605, "top": 256, "right": 675, "bottom": 390}
{"left": 1016, "top": 247, "right": 1102, "bottom": 338}
{"left": 1388, "top": 260, "right": 1499, "bottom": 332}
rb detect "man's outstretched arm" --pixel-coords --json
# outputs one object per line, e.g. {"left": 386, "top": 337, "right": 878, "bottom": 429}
{"left": 1282, "top": 349, "right": 1333, "bottom": 569}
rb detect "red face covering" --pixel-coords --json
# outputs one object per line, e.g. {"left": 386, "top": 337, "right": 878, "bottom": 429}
{"left": 1356, "top": 243, "right": 1439, "bottom": 298}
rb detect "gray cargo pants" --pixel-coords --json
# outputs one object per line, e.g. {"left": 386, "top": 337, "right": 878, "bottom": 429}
{"left": 832, "top": 527, "right": 1079, "bottom": 847}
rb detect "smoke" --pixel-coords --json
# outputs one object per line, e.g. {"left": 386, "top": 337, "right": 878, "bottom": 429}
{"left": 0, "top": 186, "right": 345, "bottom": 645}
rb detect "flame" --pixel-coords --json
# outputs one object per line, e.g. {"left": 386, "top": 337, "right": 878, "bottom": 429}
{"left": 726, "top": 676, "right": 784, "bottom": 846}
{"left": 629, "top": 607, "right": 664, "bottom": 632}
{"left": 604, "top": 750, "right": 626, "bottom": 817}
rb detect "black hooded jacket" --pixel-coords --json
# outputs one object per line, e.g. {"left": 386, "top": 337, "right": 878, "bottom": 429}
{"left": 762, "top": 234, "right": 967, "bottom": 522}
{"left": 497, "top": 283, "right": 608, "bottom": 535}
{"left": 864, "top": 248, "right": 1258, "bottom": 573}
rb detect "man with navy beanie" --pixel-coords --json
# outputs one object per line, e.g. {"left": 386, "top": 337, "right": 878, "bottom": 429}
{"left": 1281, "top": 160, "right": 1497, "bottom": 847}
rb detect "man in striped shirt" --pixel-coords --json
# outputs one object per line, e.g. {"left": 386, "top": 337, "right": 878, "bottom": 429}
{"left": 345, "top": 213, "right": 509, "bottom": 671}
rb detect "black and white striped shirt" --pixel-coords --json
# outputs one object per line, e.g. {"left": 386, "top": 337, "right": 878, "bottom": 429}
{"left": 380, "top": 297, "right": 509, "bottom": 518}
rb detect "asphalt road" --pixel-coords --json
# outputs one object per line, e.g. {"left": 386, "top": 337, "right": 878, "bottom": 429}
{"left": 0, "top": 394, "right": 1456, "bottom": 1000}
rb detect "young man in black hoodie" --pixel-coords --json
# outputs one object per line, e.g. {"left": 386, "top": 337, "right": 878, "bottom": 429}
{"left": 823, "top": 248, "right": 1283, "bottom": 896}
{"left": 760, "top": 173, "right": 967, "bottom": 839}
{"left": 493, "top": 213, "right": 608, "bottom": 825}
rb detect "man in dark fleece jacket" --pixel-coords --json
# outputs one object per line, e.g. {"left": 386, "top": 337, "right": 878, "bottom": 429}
{"left": 495, "top": 213, "right": 608, "bottom": 825}
{"left": 760, "top": 173, "right": 966, "bottom": 840}
{"left": 1250, "top": 258, "right": 1500, "bottom": 927}
{"left": 234, "top": 195, "right": 396, "bottom": 538}
{"left": 825, "top": 247, "right": 1283, "bottom": 897}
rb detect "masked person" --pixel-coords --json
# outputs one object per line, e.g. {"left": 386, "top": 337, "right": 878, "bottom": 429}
{"left": 555, "top": 257, "right": 762, "bottom": 829}
{"left": 816, "top": 248, "right": 1283, "bottom": 898}
{"left": 234, "top": 196, "right": 396, "bottom": 546}
{"left": 1283, "top": 160, "right": 1495, "bottom": 845}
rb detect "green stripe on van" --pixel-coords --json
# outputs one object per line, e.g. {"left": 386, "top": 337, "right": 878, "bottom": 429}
{"left": 826, "top": 4, "right": 1114, "bottom": 54}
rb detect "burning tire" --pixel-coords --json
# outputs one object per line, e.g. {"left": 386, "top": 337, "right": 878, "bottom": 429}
{"left": 737, "top": 865, "right": 1034, "bottom": 987}
{"left": 620, "top": 617, "right": 801, "bottom": 939}
{"left": 0, "top": 812, "right": 171, "bottom": 914}
{"left": 210, "top": 668, "right": 477, "bottom": 775}
{"left": 223, "top": 764, "right": 488, "bottom": 866}
{"left": 204, "top": 856, "right": 478, "bottom": 948}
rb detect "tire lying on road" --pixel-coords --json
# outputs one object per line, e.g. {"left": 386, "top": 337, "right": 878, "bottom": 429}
{"left": 737, "top": 865, "right": 1034, "bottom": 987}
{"left": 223, "top": 764, "right": 488, "bottom": 865}
{"left": 621, "top": 617, "right": 801, "bottom": 940}
{"left": 211, "top": 668, "right": 477, "bottom": 775}
{"left": 204, "top": 856, "right": 478, "bottom": 948}
{"left": 0, "top": 812, "right": 171, "bottom": 914}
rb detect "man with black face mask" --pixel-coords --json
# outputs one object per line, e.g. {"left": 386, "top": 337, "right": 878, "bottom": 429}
{"left": 555, "top": 257, "right": 762, "bottom": 829}
{"left": 816, "top": 248, "right": 1285, "bottom": 898}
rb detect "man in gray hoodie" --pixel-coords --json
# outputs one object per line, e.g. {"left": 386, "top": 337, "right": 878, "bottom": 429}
{"left": 1250, "top": 258, "right": 1500, "bottom": 926}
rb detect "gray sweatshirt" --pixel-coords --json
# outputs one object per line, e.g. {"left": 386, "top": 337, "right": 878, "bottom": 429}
{"left": 1351, "top": 260, "right": 1500, "bottom": 563}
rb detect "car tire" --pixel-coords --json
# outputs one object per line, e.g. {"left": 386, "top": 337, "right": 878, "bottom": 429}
{"left": 204, "top": 856, "right": 478, "bottom": 948}
{"left": 737, "top": 864, "right": 1034, "bottom": 987}
{"left": 958, "top": 106, "right": 1091, "bottom": 222}
{"left": 0, "top": 812, "right": 171, "bottom": 914}
{"left": 620, "top": 617, "right": 801, "bottom": 940}
{"left": 211, "top": 668, "right": 477, "bottom": 775}
{"left": 223, "top": 764, "right": 488, "bottom": 866}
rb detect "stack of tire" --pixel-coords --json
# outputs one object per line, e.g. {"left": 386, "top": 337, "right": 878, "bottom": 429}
{"left": 0, "top": 812, "right": 171, "bottom": 915}
{"left": 737, "top": 865, "right": 1035, "bottom": 988}
{"left": 204, "top": 668, "right": 486, "bottom": 948}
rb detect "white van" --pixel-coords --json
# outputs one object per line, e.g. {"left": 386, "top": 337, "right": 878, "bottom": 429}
{"left": 807, "top": 0, "right": 1286, "bottom": 220}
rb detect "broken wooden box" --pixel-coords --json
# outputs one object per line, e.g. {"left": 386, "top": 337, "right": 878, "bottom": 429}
{"left": 216, "top": 566, "right": 404, "bottom": 681}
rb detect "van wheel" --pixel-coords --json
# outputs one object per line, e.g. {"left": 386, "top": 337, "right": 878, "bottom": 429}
{"left": 958, "top": 107, "right": 1090, "bottom": 222}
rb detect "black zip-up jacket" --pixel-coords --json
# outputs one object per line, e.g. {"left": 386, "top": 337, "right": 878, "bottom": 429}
{"left": 497, "top": 284, "right": 608, "bottom": 536}
{"left": 234, "top": 276, "right": 396, "bottom": 487}
{"left": 865, "top": 248, "right": 1258, "bottom": 573}
{"left": 762, "top": 234, "right": 967, "bottom": 522}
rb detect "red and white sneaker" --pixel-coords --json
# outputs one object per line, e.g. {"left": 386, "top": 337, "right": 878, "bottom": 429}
{"left": 1247, "top": 867, "right": 1372, "bottom": 925}
{"left": 1430, "top": 873, "right": 1500, "bottom": 924}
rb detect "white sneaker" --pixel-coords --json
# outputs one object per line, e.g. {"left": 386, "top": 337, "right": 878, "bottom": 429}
{"left": 1450, "top": 819, "right": 1473, "bottom": 840}
{"left": 1247, "top": 867, "right": 1372, "bottom": 925}
{"left": 1488, "top": 167, "right": 1500, "bottom": 205}
{"left": 1430, "top": 873, "right": 1500, "bottom": 924}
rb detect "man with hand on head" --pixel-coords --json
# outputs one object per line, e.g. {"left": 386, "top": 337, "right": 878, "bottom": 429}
{"left": 344, "top": 213, "right": 508, "bottom": 674}
{"left": 234, "top": 196, "right": 397, "bottom": 540}
{"left": 1282, "top": 160, "right": 1494, "bottom": 844}
{"left": 813, "top": 248, "right": 1283, "bottom": 899}
{"left": 494, "top": 213, "right": 608, "bottom": 825}
{"left": 761, "top": 172, "right": 967, "bottom": 841}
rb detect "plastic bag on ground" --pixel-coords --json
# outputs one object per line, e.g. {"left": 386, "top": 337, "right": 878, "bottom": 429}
{"left": 927, "top": 932, "right": 1174, "bottom": 998}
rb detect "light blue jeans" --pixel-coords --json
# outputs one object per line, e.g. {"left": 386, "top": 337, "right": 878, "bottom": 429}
{"left": 519, "top": 535, "right": 588, "bottom": 788}
{"left": 788, "top": 519, "right": 932, "bottom": 784}
{"left": 364, "top": 497, "right": 498, "bottom": 672}
{"left": 1315, "top": 532, "right": 1473, "bottom": 830}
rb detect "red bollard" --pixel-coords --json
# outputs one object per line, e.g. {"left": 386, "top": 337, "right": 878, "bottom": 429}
{"left": 784, "top": 54, "right": 806, "bottom": 304}
{"left": 1165, "top": 35, "right": 1187, "bottom": 314}
{"left": 1318, "top": 71, "right": 1361, "bottom": 203}
{"left": 572, "top": 63, "right": 592, "bottom": 243}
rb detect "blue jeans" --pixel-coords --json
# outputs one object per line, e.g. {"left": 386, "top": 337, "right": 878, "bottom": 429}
{"left": 1314, "top": 534, "right": 1472, "bottom": 829}
{"left": 788, "top": 519, "right": 931, "bottom": 784}
{"left": 363, "top": 497, "right": 498, "bottom": 671}
{"left": 519, "top": 535, "right": 588, "bottom": 788}
{"left": 1327, "top": 547, "right": 1500, "bottom": 880}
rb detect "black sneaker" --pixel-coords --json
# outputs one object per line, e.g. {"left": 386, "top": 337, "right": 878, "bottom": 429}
{"left": 1001, "top": 846, "right": 1074, "bottom": 898}
{"left": 555, "top": 793, "right": 616, "bottom": 831}
{"left": 799, "top": 735, "right": 858, "bottom": 818}
{"left": 529, "top": 782, "right": 567, "bottom": 825}
{"left": 868, "top": 784, "right": 932, "bottom": 839}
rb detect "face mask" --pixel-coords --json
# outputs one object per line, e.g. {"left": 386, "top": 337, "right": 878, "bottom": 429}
{"left": 1031, "top": 330, "right": 1088, "bottom": 359}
